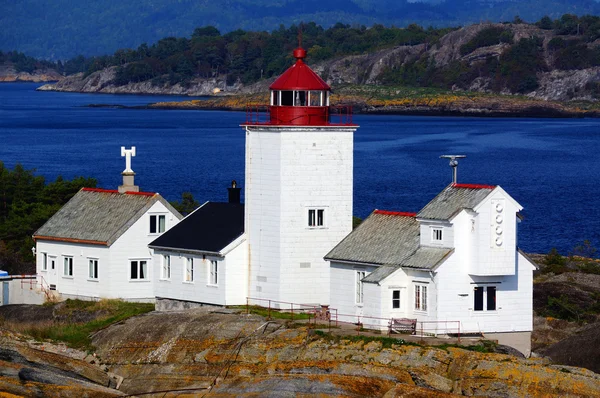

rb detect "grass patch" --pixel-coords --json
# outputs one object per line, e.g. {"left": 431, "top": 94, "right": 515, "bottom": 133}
{"left": 229, "top": 305, "right": 311, "bottom": 320}
{"left": 3, "top": 299, "right": 154, "bottom": 351}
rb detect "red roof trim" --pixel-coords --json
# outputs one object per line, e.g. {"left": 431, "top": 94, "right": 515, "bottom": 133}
{"left": 374, "top": 210, "right": 417, "bottom": 217}
{"left": 82, "top": 187, "right": 156, "bottom": 196}
{"left": 452, "top": 183, "right": 496, "bottom": 190}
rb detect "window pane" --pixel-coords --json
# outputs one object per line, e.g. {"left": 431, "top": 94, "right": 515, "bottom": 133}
{"left": 150, "top": 215, "right": 157, "bottom": 233}
{"left": 89, "top": 261, "right": 94, "bottom": 278}
{"left": 317, "top": 209, "right": 324, "bottom": 226}
{"left": 159, "top": 215, "right": 166, "bottom": 233}
{"left": 140, "top": 261, "right": 147, "bottom": 279}
{"left": 95, "top": 261, "right": 98, "bottom": 279}
{"left": 392, "top": 290, "right": 400, "bottom": 309}
{"left": 131, "top": 261, "right": 138, "bottom": 279}
{"left": 487, "top": 286, "right": 496, "bottom": 311}
{"left": 308, "top": 209, "right": 315, "bottom": 226}
{"left": 309, "top": 91, "right": 321, "bottom": 106}
{"left": 422, "top": 286, "right": 428, "bottom": 311}
{"left": 474, "top": 287, "right": 484, "bottom": 311}
{"left": 42, "top": 253, "right": 47, "bottom": 270}
{"left": 281, "top": 91, "right": 293, "bottom": 106}
{"left": 415, "top": 286, "right": 420, "bottom": 310}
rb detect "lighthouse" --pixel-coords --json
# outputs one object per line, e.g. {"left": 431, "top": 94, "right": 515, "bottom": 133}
{"left": 242, "top": 46, "right": 358, "bottom": 305}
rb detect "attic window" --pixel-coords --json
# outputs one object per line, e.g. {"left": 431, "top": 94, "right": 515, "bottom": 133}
{"left": 150, "top": 214, "right": 166, "bottom": 234}
{"left": 431, "top": 227, "right": 443, "bottom": 242}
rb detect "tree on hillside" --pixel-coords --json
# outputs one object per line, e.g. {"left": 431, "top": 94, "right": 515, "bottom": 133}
{"left": 0, "top": 163, "right": 96, "bottom": 274}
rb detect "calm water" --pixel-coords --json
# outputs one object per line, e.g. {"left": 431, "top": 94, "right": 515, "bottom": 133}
{"left": 1, "top": 82, "right": 600, "bottom": 255}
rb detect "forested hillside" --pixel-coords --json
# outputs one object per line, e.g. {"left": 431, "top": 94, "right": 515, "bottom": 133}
{"left": 36, "top": 15, "right": 600, "bottom": 101}
{"left": 2, "top": 0, "right": 600, "bottom": 59}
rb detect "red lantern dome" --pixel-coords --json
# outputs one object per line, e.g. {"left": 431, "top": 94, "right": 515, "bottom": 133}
{"left": 244, "top": 47, "right": 353, "bottom": 126}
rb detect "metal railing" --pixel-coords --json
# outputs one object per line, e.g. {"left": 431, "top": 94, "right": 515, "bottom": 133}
{"left": 244, "top": 105, "right": 354, "bottom": 126}
{"left": 244, "top": 297, "right": 461, "bottom": 343}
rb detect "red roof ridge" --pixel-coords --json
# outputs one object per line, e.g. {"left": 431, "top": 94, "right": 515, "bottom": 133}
{"left": 451, "top": 183, "right": 496, "bottom": 190}
{"left": 82, "top": 187, "right": 156, "bottom": 197}
{"left": 374, "top": 210, "right": 417, "bottom": 217}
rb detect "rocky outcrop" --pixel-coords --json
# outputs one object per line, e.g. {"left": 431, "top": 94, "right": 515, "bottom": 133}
{"left": 0, "top": 63, "right": 62, "bottom": 82}
{"left": 0, "top": 330, "right": 122, "bottom": 397}
{"left": 88, "top": 309, "right": 600, "bottom": 397}
{"left": 38, "top": 66, "right": 240, "bottom": 96}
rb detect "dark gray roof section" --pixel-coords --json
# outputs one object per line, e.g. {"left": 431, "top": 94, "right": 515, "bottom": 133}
{"left": 417, "top": 184, "right": 495, "bottom": 221}
{"left": 149, "top": 202, "right": 244, "bottom": 255}
{"left": 34, "top": 188, "right": 182, "bottom": 246}
{"left": 325, "top": 211, "right": 452, "bottom": 283}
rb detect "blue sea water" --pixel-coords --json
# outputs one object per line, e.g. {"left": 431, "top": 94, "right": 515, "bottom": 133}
{"left": 1, "top": 82, "right": 600, "bottom": 255}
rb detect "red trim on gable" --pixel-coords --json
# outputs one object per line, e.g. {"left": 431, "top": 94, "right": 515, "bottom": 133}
{"left": 374, "top": 210, "right": 417, "bottom": 217}
{"left": 81, "top": 187, "right": 155, "bottom": 196}
{"left": 452, "top": 183, "right": 496, "bottom": 190}
{"left": 82, "top": 188, "right": 119, "bottom": 194}
{"left": 33, "top": 235, "right": 108, "bottom": 246}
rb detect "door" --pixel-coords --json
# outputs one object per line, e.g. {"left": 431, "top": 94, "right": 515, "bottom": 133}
{"left": 48, "top": 256, "right": 57, "bottom": 289}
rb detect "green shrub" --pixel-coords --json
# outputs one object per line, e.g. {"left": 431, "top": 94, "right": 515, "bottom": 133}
{"left": 460, "top": 27, "right": 514, "bottom": 56}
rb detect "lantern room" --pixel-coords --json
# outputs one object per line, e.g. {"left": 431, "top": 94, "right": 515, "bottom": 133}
{"left": 245, "top": 47, "right": 353, "bottom": 126}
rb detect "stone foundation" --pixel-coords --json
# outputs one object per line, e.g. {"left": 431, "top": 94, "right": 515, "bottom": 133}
{"left": 485, "top": 331, "right": 532, "bottom": 357}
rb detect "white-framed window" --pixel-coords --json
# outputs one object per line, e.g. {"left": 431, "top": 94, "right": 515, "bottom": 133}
{"left": 184, "top": 257, "right": 194, "bottom": 282}
{"left": 308, "top": 208, "right": 325, "bottom": 227}
{"left": 63, "top": 256, "right": 73, "bottom": 276}
{"left": 474, "top": 286, "right": 497, "bottom": 311}
{"left": 431, "top": 227, "right": 443, "bottom": 243}
{"left": 161, "top": 255, "right": 171, "bottom": 279}
{"left": 356, "top": 271, "right": 366, "bottom": 304}
{"left": 41, "top": 252, "right": 47, "bottom": 271}
{"left": 149, "top": 214, "right": 166, "bottom": 234}
{"left": 392, "top": 290, "right": 401, "bottom": 309}
{"left": 88, "top": 258, "right": 98, "bottom": 280}
{"left": 130, "top": 260, "right": 148, "bottom": 280}
{"left": 209, "top": 260, "right": 218, "bottom": 285}
{"left": 414, "top": 284, "right": 428, "bottom": 312}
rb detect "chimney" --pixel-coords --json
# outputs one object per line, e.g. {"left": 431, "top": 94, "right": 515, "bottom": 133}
{"left": 118, "top": 146, "right": 140, "bottom": 193}
{"left": 228, "top": 180, "right": 241, "bottom": 203}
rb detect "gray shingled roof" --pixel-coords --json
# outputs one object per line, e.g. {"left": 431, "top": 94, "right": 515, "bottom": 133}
{"left": 325, "top": 211, "right": 453, "bottom": 283}
{"left": 417, "top": 184, "right": 495, "bottom": 221}
{"left": 34, "top": 188, "right": 182, "bottom": 246}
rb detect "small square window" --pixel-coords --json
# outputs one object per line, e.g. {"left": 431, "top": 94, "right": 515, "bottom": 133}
{"left": 474, "top": 286, "right": 497, "bottom": 311}
{"left": 150, "top": 214, "right": 166, "bottom": 234}
{"left": 308, "top": 208, "right": 325, "bottom": 227}
{"left": 130, "top": 260, "right": 148, "bottom": 280}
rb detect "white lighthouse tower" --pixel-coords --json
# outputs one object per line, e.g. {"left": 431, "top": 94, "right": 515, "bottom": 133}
{"left": 242, "top": 47, "right": 358, "bottom": 305}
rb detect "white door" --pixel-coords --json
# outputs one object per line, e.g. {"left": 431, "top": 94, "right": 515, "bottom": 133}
{"left": 48, "top": 256, "right": 58, "bottom": 289}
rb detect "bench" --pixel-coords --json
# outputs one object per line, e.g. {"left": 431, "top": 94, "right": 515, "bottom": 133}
{"left": 389, "top": 318, "right": 417, "bottom": 335}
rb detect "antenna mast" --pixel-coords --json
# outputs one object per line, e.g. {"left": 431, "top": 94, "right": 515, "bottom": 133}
{"left": 440, "top": 155, "right": 466, "bottom": 184}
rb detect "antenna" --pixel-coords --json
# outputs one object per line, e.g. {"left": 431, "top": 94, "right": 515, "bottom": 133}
{"left": 298, "top": 23, "right": 303, "bottom": 48}
{"left": 440, "top": 155, "right": 466, "bottom": 184}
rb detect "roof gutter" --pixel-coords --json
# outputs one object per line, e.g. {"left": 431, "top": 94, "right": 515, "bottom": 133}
{"left": 149, "top": 245, "right": 224, "bottom": 258}
{"left": 33, "top": 235, "right": 108, "bottom": 246}
{"left": 323, "top": 258, "right": 383, "bottom": 267}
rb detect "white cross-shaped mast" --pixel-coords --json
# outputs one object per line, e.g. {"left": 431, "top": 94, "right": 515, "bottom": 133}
{"left": 121, "top": 146, "right": 136, "bottom": 173}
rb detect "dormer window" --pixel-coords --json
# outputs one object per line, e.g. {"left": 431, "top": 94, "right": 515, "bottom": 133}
{"left": 431, "top": 227, "right": 443, "bottom": 243}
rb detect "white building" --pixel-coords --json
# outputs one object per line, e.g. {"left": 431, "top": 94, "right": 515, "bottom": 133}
{"left": 241, "top": 47, "right": 358, "bottom": 306}
{"left": 150, "top": 185, "right": 247, "bottom": 307}
{"left": 326, "top": 183, "right": 537, "bottom": 355}
{"left": 34, "top": 147, "right": 182, "bottom": 302}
